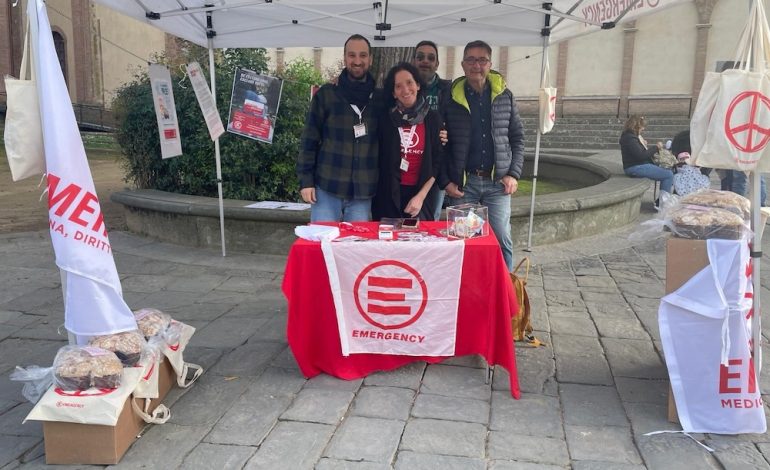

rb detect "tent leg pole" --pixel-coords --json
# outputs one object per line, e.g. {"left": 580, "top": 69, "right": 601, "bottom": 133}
{"left": 525, "top": 35, "right": 551, "bottom": 252}
{"left": 526, "top": 131, "right": 542, "bottom": 252}
{"left": 751, "top": 171, "right": 762, "bottom": 373}
{"left": 207, "top": 38, "right": 226, "bottom": 257}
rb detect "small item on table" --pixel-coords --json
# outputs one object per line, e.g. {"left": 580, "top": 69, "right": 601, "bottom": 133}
{"left": 401, "top": 218, "right": 419, "bottom": 231}
{"left": 448, "top": 206, "right": 487, "bottom": 239}
{"left": 378, "top": 224, "right": 395, "bottom": 240}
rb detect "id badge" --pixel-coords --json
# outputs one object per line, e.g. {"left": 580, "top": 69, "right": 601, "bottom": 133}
{"left": 353, "top": 123, "right": 367, "bottom": 138}
{"left": 400, "top": 158, "right": 409, "bottom": 172}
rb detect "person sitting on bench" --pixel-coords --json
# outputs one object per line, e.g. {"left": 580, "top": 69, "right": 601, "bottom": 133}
{"left": 620, "top": 115, "right": 674, "bottom": 204}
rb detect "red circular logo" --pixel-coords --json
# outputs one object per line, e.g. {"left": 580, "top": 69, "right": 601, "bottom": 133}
{"left": 353, "top": 260, "right": 428, "bottom": 330}
{"left": 54, "top": 387, "right": 116, "bottom": 397}
{"left": 725, "top": 91, "right": 770, "bottom": 154}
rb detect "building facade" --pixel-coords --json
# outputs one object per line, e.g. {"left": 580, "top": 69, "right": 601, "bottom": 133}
{"left": 0, "top": 0, "right": 755, "bottom": 117}
{"left": 1, "top": 0, "right": 167, "bottom": 107}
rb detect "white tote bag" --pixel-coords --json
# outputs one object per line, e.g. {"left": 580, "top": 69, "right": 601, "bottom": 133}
{"left": 538, "top": 54, "right": 557, "bottom": 135}
{"left": 691, "top": 0, "right": 770, "bottom": 172}
{"left": 162, "top": 321, "right": 203, "bottom": 387}
{"left": 3, "top": 22, "right": 45, "bottom": 181}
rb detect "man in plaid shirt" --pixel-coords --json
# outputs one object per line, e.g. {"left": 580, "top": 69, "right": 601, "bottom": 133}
{"left": 297, "top": 34, "right": 383, "bottom": 222}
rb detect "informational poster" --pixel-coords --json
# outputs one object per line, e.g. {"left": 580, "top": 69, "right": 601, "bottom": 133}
{"left": 186, "top": 61, "right": 225, "bottom": 141}
{"left": 227, "top": 68, "right": 283, "bottom": 144}
{"left": 149, "top": 64, "right": 182, "bottom": 159}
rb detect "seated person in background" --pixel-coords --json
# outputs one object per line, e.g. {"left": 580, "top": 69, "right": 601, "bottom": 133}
{"left": 671, "top": 129, "right": 712, "bottom": 177}
{"left": 619, "top": 115, "right": 674, "bottom": 200}
{"left": 372, "top": 63, "right": 442, "bottom": 220}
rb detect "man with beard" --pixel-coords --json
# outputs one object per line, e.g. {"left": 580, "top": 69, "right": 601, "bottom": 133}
{"left": 413, "top": 40, "right": 451, "bottom": 220}
{"left": 297, "top": 34, "right": 383, "bottom": 221}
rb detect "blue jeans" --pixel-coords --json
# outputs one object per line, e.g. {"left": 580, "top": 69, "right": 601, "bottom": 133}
{"left": 624, "top": 164, "right": 674, "bottom": 193}
{"left": 448, "top": 174, "right": 513, "bottom": 271}
{"left": 730, "top": 171, "right": 767, "bottom": 206}
{"left": 311, "top": 187, "right": 371, "bottom": 222}
{"left": 431, "top": 189, "right": 446, "bottom": 221}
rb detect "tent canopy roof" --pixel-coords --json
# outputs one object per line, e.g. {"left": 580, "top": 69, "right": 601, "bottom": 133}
{"left": 95, "top": 0, "right": 688, "bottom": 49}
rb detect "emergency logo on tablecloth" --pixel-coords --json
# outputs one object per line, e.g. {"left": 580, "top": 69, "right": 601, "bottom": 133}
{"left": 354, "top": 259, "right": 427, "bottom": 330}
{"left": 321, "top": 240, "right": 464, "bottom": 357}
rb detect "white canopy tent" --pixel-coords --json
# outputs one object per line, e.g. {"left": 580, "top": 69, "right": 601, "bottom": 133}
{"left": 92, "top": 0, "right": 690, "bottom": 257}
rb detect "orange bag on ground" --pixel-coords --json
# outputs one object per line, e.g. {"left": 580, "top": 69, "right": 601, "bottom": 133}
{"left": 510, "top": 258, "right": 543, "bottom": 347}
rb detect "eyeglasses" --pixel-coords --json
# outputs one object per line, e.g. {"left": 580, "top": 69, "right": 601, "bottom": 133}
{"left": 415, "top": 53, "right": 437, "bottom": 62}
{"left": 463, "top": 57, "right": 490, "bottom": 66}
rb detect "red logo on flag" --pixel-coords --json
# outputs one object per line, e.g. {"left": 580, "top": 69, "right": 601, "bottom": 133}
{"left": 54, "top": 387, "right": 116, "bottom": 397}
{"left": 549, "top": 96, "right": 557, "bottom": 122}
{"left": 353, "top": 260, "right": 428, "bottom": 330}
{"left": 725, "top": 91, "right": 770, "bottom": 153}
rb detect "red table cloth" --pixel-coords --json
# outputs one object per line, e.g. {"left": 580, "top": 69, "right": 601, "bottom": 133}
{"left": 282, "top": 221, "right": 520, "bottom": 398}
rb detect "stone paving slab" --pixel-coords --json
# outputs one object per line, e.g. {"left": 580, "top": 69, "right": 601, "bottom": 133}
{"left": 410, "top": 393, "right": 488, "bottom": 424}
{"left": 350, "top": 386, "right": 415, "bottom": 421}
{"left": 487, "top": 431, "right": 570, "bottom": 466}
{"left": 324, "top": 416, "right": 404, "bottom": 463}
{"left": 400, "top": 418, "right": 486, "bottom": 458}
{"left": 244, "top": 421, "right": 334, "bottom": 470}
{"left": 180, "top": 443, "right": 256, "bottom": 470}
{"left": 565, "top": 424, "right": 643, "bottom": 464}
{"left": 2, "top": 168, "right": 770, "bottom": 469}
{"left": 394, "top": 451, "right": 485, "bottom": 470}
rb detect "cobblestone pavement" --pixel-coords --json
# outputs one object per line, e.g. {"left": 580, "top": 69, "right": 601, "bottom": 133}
{"left": 1, "top": 170, "right": 770, "bottom": 468}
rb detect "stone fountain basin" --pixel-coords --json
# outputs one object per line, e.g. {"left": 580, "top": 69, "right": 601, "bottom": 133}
{"left": 111, "top": 154, "right": 649, "bottom": 254}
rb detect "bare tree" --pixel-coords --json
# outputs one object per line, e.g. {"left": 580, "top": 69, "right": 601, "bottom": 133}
{"left": 370, "top": 47, "right": 413, "bottom": 86}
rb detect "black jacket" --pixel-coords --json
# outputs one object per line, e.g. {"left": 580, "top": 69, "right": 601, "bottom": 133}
{"left": 441, "top": 72, "right": 525, "bottom": 189}
{"left": 372, "top": 110, "right": 443, "bottom": 220}
{"left": 619, "top": 130, "right": 657, "bottom": 169}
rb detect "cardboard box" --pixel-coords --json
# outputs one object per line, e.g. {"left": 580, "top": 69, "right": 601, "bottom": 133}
{"left": 666, "top": 238, "right": 709, "bottom": 294}
{"left": 43, "top": 358, "right": 176, "bottom": 465}
{"left": 664, "top": 238, "right": 710, "bottom": 424}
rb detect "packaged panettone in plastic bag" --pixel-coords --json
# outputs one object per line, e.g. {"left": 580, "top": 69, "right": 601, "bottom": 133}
{"left": 52, "top": 345, "right": 123, "bottom": 391}
{"left": 88, "top": 330, "right": 148, "bottom": 367}
{"left": 132, "top": 308, "right": 203, "bottom": 388}
{"left": 679, "top": 189, "right": 751, "bottom": 220}
{"left": 629, "top": 190, "right": 751, "bottom": 242}
{"left": 667, "top": 205, "right": 747, "bottom": 240}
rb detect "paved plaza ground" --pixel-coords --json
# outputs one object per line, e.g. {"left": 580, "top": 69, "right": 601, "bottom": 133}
{"left": 1, "top": 151, "right": 770, "bottom": 469}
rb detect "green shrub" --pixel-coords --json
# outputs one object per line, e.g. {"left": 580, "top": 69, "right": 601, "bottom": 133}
{"left": 112, "top": 51, "right": 323, "bottom": 201}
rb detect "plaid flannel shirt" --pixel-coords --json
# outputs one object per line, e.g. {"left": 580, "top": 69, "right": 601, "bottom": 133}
{"left": 297, "top": 83, "right": 383, "bottom": 200}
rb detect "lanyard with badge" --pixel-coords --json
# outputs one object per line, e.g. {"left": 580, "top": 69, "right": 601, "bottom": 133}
{"left": 397, "top": 125, "right": 417, "bottom": 172}
{"left": 351, "top": 105, "right": 367, "bottom": 138}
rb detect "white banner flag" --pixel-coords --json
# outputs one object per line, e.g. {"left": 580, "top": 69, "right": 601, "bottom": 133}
{"left": 28, "top": 0, "right": 137, "bottom": 337}
{"left": 321, "top": 240, "right": 464, "bottom": 356}
{"left": 186, "top": 61, "right": 225, "bottom": 141}
{"left": 149, "top": 64, "right": 182, "bottom": 159}
{"left": 659, "top": 239, "right": 766, "bottom": 434}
